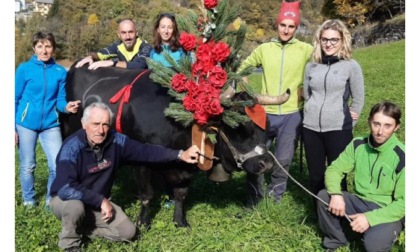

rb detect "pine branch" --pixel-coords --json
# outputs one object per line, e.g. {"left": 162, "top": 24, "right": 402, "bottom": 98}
{"left": 222, "top": 110, "right": 250, "bottom": 128}
{"left": 177, "top": 11, "right": 199, "bottom": 36}
{"left": 167, "top": 89, "right": 186, "bottom": 102}
{"left": 147, "top": 58, "right": 177, "bottom": 87}
{"left": 164, "top": 103, "right": 194, "bottom": 127}
{"left": 212, "top": 1, "right": 243, "bottom": 41}
{"left": 178, "top": 54, "right": 194, "bottom": 78}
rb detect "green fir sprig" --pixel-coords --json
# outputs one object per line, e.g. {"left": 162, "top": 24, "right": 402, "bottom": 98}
{"left": 147, "top": 0, "right": 257, "bottom": 130}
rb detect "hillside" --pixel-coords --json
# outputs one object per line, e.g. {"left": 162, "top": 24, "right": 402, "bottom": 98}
{"left": 15, "top": 0, "right": 405, "bottom": 67}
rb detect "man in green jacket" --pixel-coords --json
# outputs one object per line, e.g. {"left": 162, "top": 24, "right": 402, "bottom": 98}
{"left": 238, "top": 1, "right": 313, "bottom": 204}
{"left": 317, "top": 101, "right": 405, "bottom": 252}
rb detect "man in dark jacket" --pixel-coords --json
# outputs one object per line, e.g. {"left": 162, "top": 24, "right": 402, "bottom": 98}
{"left": 49, "top": 102, "right": 199, "bottom": 252}
{"left": 75, "top": 18, "right": 152, "bottom": 70}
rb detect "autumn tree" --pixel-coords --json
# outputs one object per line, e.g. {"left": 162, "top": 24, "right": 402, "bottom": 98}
{"left": 330, "top": 0, "right": 405, "bottom": 26}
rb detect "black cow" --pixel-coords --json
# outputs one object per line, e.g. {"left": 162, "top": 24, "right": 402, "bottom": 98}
{"left": 61, "top": 65, "right": 275, "bottom": 227}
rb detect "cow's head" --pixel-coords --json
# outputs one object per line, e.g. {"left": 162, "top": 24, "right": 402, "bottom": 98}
{"left": 208, "top": 84, "right": 290, "bottom": 179}
{"left": 210, "top": 91, "right": 275, "bottom": 178}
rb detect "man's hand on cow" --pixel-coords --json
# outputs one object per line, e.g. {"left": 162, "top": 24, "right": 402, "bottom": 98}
{"left": 66, "top": 100, "right": 81, "bottom": 114}
{"left": 101, "top": 198, "right": 115, "bottom": 223}
{"left": 87, "top": 60, "right": 114, "bottom": 70}
{"left": 75, "top": 56, "right": 93, "bottom": 68}
{"left": 179, "top": 145, "right": 200, "bottom": 164}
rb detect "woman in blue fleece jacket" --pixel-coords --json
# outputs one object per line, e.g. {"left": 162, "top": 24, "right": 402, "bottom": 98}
{"left": 303, "top": 20, "right": 365, "bottom": 197}
{"left": 150, "top": 13, "right": 187, "bottom": 67}
{"left": 15, "top": 31, "right": 81, "bottom": 207}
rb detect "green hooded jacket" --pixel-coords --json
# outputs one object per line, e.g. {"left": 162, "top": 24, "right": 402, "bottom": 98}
{"left": 239, "top": 38, "right": 312, "bottom": 115}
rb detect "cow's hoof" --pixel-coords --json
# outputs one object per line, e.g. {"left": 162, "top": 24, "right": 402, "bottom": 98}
{"left": 136, "top": 219, "right": 151, "bottom": 230}
{"left": 174, "top": 221, "right": 190, "bottom": 228}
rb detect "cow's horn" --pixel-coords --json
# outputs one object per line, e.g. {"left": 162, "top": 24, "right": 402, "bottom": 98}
{"left": 256, "top": 88, "right": 291, "bottom": 105}
{"left": 219, "top": 85, "right": 236, "bottom": 101}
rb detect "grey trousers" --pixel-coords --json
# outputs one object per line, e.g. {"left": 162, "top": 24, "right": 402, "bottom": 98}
{"left": 266, "top": 111, "right": 302, "bottom": 200}
{"left": 317, "top": 189, "right": 404, "bottom": 252}
{"left": 49, "top": 196, "right": 137, "bottom": 250}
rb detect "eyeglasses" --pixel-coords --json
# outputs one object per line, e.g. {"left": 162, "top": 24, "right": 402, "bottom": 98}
{"left": 320, "top": 37, "right": 341, "bottom": 45}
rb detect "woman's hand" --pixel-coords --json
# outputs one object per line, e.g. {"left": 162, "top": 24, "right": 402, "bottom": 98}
{"left": 66, "top": 100, "right": 81, "bottom": 113}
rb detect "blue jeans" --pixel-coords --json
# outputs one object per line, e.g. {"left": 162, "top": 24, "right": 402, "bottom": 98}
{"left": 16, "top": 125, "right": 62, "bottom": 206}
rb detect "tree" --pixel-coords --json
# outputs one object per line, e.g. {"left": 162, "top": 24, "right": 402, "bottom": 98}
{"left": 330, "top": 0, "right": 405, "bottom": 25}
{"left": 333, "top": 0, "right": 369, "bottom": 26}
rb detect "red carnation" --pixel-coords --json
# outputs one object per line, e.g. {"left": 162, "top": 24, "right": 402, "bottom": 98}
{"left": 204, "top": 0, "right": 218, "bottom": 9}
{"left": 183, "top": 94, "right": 197, "bottom": 112}
{"left": 196, "top": 42, "right": 214, "bottom": 62}
{"left": 194, "top": 109, "right": 210, "bottom": 125}
{"left": 211, "top": 42, "right": 230, "bottom": 62}
{"left": 171, "top": 73, "right": 188, "bottom": 92}
{"left": 208, "top": 66, "right": 227, "bottom": 88}
{"left": 179, "top": 32, "right": 197, "bottom": 51}
{"left": 205, "top": 97, "right": 224, "bottom": 115}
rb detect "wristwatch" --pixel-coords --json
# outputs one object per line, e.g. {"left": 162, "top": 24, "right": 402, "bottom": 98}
{"left": 112, "top": 58, "right": 118, "bottom": 67}
{"left": 177, "top": 150, "right": 183, "bottom": 161}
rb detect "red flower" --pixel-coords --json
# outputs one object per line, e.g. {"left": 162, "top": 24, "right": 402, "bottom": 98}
{"left": 204, "top": 0, "right": 218, "bottom": 9}
{"left": 205, "top": 97, "right": 224, "bottom": 115}
{"left": 208, "top": 66, "right": 227, "bottom": 88}
{"left": 183, "top": 94, "right": 197, "bottom": 112}
{"left": 196, "top": 41, "right": 214, "bottom": 62}
{"left": 211, "top": 42, "right": 230, "bottom": 62}
{"left": 179, "top": 32, "right": 197, "bottom": 51}
{"left": 171, "top": 73, "right": 188, "bottom": 92}
{"left": 194, "top": 110, "right": 209, "bottom": 125}
{"left": 192, "top": 61, "right": 205, "bottom": 76}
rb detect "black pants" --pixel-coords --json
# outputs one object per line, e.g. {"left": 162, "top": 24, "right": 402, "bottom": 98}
{"left": 303, "top": 128, "right": 353, "bottom": 195}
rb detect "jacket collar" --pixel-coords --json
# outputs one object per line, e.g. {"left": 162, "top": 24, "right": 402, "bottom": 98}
{"left": 271, "top": 37, "right": 298, "bottom": 46}
{"left": 368, "top": 133, "right": 399, "bottom": 153}
{"left": 30, "top": 54, "right": 56, "bottom": 67}
{"left": 75, "top": 128, "right": 116, "bottom": 151}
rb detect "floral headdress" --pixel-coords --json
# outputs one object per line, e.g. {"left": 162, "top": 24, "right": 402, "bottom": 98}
{"left": 146, "top": 0, "right": 257, "bottom": 129}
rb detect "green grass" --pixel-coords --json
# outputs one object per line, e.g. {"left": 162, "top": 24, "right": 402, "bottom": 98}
{"left": 15, "top": 40, "right": 405, "bottom": 251}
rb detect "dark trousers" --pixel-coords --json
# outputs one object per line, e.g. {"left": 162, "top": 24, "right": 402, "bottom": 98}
{"left": 317, "top": 189, "right": 404, "bottom": 252}
{"left": 303, "top": 128, "right": 353, "bottom": 195}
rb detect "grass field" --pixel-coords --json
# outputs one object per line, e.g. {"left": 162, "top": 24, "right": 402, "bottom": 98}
{"left": 15, "top": 40, "right": 405, "bottom": 251}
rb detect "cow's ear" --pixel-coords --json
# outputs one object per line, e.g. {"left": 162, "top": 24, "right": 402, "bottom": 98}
{"left": 245, "top": 104, "right": 266, "bottom": 130}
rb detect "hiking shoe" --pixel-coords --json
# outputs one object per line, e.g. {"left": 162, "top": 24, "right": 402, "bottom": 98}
{"left": 64, "top": 246, "right": 81, "bottom": 252}
{"left": 164, "top": 199, "right": 175, "bottom": 209}
{"left": 23, "top": 201, "right": 36, "bottom": 208}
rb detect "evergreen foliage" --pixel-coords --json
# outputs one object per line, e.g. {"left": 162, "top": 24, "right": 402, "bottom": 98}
{"left": 146, "top": 0, "right": 257, "bottom": 130}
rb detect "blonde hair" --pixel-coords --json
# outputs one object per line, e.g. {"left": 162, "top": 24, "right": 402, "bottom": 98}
{"left": 312, "top": 19, "right": 352, "bottom": 63}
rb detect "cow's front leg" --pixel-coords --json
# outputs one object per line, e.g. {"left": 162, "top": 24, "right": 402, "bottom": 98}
{"left": 245, "top": 172, "right": 264, "bottom": 207}
{"left": 172, "top": 186, "right": 189, "bottom": 227}
{"left": 134, "top": 167, "right": 154, "bottom": 229}
{"left": 137, "top": 198, "right": 152, "bottom": 229}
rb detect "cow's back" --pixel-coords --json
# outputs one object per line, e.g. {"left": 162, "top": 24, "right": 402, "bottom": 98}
{"left": 61, "top": 66, "right": 191, "bottom": 150}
